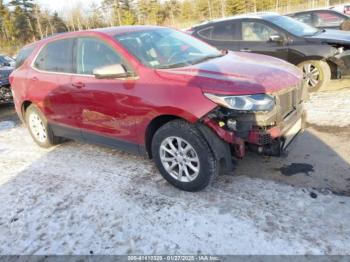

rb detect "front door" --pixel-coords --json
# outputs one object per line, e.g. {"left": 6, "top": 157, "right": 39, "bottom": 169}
{"left": 71, "top": 37, "right": 138, "bottom": 147}
{"left": 239, "top": 20, "right": 289, "bottom": 61}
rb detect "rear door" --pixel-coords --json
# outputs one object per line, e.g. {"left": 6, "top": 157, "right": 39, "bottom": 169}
{"left": 238, "top": 19, "right": 289, "bottom": 60}
{"left": 71, "top": 36, "right": 138, "bottom": 146}
{"left": 194, "top": 21, "right": 241, "bottom": 51}
{"left": 29, "top": 38, "right": 81, "bottom": 134}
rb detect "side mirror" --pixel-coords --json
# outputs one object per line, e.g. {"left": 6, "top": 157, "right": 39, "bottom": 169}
{"left": 93, "top": 64, "right": 129, "bottom": 79}
{"left": 269, "top": 34, "right": 284, "bottom": 43}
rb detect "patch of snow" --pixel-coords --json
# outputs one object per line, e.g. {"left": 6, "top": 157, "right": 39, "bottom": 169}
{"left": 0, "top": 121, "right": 15, "bottom": 131}
{"left": 306, "top": 89, "right": 350, "bottom": 127}
{"left": 0, "top": 126, "right": 350, "bottom": 255}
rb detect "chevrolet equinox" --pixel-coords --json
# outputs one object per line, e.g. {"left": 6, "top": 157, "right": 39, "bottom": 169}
{"left": 10, "top": 26, "right": 307, "bottom": 191}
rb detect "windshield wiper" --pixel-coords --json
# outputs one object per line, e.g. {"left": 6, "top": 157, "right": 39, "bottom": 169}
{"left": 156, "top": 53, "right": 225, "bottom": 69}
{"left": 190, "top": 53, "right": 225, "bottom": 65}
{"left": 156, "top": 62, "right": 191, "bottom": 69}
{"left": 305, "top": 29, "right": 325, "bottom": 37}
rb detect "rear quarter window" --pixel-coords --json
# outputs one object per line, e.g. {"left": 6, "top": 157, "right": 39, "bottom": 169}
{"left": 15, "top": 46, "right": 35, "bottom": 69}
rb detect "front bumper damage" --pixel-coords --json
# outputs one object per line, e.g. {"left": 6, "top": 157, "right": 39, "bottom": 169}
{"left": 200, "top": 83, "right": 308, "bottom": 161}
{"left": 327, "top": 47, "right": 350, "bottom": 78}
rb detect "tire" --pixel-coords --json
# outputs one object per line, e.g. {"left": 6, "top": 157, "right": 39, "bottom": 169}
{"left": 25, "top": 104, "right": 60, "bottom": 148}
{"left": 297, "top": 60, "right": 331, "bottom": 92}
{"left": 151, "top": 120, "right": 218, "bottom": 192}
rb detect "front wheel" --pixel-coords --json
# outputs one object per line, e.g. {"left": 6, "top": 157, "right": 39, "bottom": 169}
{"left": 151, "top": 120, "right": 218, "bottom": 192}
{"left": 25, "top": 104, "right": 61, "bottom": 148}
{"left": 297, "top": 60, "right": 331, "bottom": 92}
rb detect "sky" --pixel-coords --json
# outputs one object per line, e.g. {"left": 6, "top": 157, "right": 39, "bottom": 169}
{"left": 36, "top": 0, "right": 103, "bottom": 13}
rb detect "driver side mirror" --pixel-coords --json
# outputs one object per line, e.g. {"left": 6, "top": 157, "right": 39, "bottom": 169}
{"left": 93, "top": 64, "right": 129, "bottom": 79}
{"left": 269, "top": 34, "right": 284, "bottom": 43}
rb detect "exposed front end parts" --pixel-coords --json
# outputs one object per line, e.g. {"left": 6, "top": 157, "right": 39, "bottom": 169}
{"left": 201, "top": 84, "right": 307, "bottom": 160}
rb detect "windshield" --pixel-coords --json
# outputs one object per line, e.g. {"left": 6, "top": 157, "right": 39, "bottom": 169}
{"left": 268, "top": 15, "right": 319, "bottom": 37}
{"left": 115, "top": 28, "right": 223, "bottom": 69}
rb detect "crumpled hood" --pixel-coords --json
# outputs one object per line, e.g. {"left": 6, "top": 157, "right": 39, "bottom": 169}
{"left": 156, "top": 51, "right": 302, "bottom": 95}
{"left": 0, "top": 66, "right": 13, "bottom": 83}
{"left": 306, "top": 29, "right": 350, "bottom": 45}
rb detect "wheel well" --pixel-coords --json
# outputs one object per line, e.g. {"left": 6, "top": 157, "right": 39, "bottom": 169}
{"left": 326, "top": 60, "right": 339, "bottom": 79}
{"left": 21, "top": 101, "right": 32, "bottom": 121}
{"left": 145, "top": 115, "right": 182, "bottom": 158}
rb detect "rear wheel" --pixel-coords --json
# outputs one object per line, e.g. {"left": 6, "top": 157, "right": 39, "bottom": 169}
{"left": 151, "top": 120, "right": 218, "bottom": 192}
{"left": 25, "top": 104, "right": 60, "bottom": 148}
{"left": 298, "top": 60, "right": 331, "bottom": 92}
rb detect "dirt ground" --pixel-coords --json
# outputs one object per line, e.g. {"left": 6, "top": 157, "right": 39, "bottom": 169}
{"left": 0, "top": 87, "right": 349, "bottom": 255}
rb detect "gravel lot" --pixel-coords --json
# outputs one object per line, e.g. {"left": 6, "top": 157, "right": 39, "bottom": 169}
{"left": 0, "top": 89, "right": 349, "bottom": 255}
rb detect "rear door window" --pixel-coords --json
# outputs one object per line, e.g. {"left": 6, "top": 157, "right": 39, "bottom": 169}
{"left": 34, "top": 38, "right": 74, "bottom": 73}
{"left": 76, "top": 37, "right": 122, "bottom": 75}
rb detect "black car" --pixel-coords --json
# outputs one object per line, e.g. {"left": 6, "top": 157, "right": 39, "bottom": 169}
{"left": 287, "top": 9, "right": 350, "bottom": 30}
{"left": 0, "top": 55, "right": 15, "bottom": 67}
{"left": 0, "top": 55, "right": 14, "bottom": 103}
{"left": 188, "top": 13, "right": 350, "bottom": 91}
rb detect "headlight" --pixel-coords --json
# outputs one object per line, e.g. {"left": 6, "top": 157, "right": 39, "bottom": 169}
{"left": 204, "top": 93, "right": 275, "bottom": 112}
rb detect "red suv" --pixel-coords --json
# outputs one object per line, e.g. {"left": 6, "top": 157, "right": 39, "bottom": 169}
{"left": 10, "top": 26, "right": 307, "bottom": 191}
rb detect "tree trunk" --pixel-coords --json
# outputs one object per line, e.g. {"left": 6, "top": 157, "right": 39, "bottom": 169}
{"left": 34, "top": 5, "right": 43, "bottom": 39}
{"left": 207, "top": 0, "right": 212, "bottom": 19}
{"left": 114, "top": 0, "right": 122, "bottom": 26}
{"left": 220, "top": 0, "right": 225, "bottom": 17}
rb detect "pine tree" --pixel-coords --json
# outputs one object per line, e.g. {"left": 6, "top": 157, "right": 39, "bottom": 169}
{"left": 51, "top": 12, "right": 68, "bottom": 33}
{"left": 9, "top": 0, "right": 36, "bottom": 41}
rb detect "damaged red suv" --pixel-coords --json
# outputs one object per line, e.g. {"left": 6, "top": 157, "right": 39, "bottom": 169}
{"left": 10, "top": 26, "right": 307, "bottom": 191}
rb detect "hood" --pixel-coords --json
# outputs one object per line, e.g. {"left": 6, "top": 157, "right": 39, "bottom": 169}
{"left": 306, "top": 29, "right": 350, "bottom": 45}
{"left": 156, "top": 52, "right": 302, "bottom": 95}
{"left": 0, "top": 66, "right": 14, "bottom": 74}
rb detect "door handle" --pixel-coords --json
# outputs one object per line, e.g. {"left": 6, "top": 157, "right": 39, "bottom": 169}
{"left": 240, "top": 48, "right": 251, "bottom": 52}
{"left": 72, "top": 81, "right": 85, "bottom": 88}
{"left": 30, "top": 77, "right": 38, "bottom": 81}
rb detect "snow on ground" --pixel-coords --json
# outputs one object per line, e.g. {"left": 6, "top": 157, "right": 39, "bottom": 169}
{"left": 0, "top": 89, "right": 349, "bottom": 255}
{"left": 305, "top": 88, "right": 350, "bottom": 127}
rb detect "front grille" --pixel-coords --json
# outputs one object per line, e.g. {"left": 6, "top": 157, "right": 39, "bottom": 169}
{"left": 277, "top": 85, "right": 302, "bottom": 119}
{"left": 259, "top": 133, "right": 272, "bottom": 145}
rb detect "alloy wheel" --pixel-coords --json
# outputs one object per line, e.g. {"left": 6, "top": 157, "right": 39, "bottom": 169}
{"left": 159, "top": 136, "right": 200, "bottom": 183}
{"left": 302, "top": 63, "right": 320, "bottom": 89}
{"left": 28, "top": 113, "right": 47, "bottom": 143}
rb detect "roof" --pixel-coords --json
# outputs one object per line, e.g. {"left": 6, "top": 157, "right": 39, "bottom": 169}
{"left": 92, "top": 25, "right": 166, "bottom": 36}
{"left": 286, "top": 8, "right": 347, "bottom": 16}
{"left": 192, "top": 12, "right": 280, "bottom": 28}
{"left": 23, "top": 25, "right": 166, "bottom": 47}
